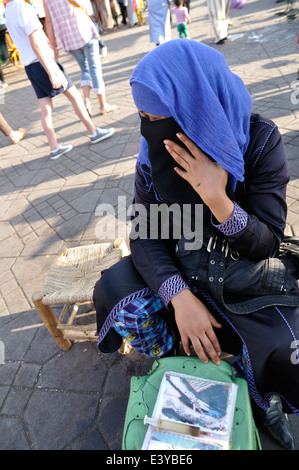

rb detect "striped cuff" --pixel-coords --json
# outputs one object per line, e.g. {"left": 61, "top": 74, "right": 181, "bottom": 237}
{"left": 158, "top": 275, "right": 189, "bottom": 307}
{"left": 212, "top": 202, "right": 248, "bottom": 236}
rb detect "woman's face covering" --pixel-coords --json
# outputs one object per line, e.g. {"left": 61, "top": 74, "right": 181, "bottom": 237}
{"left": 138, "top": 109, "right": 201, "bottom": 205}
{"left": 138, "top": 109, "right": 207, "bottom": 236}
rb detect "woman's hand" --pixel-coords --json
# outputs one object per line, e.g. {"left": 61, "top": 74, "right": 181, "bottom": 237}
{"left": 49, "top": 70, "right": 62, "bottom": 89}
{"left": 171, "top": 289, "right": 222, "bottom": 365}
{"left": 54, "top": 47, "right": 60, "bottom": 61}
{"left": 164, "top": 133, "right": 235, "bottom": 223}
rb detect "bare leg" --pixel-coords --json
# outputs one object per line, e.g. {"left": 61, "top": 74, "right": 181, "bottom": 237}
{"left": 82, "top": 87, "right": 115, "bottom": 117}
{"left": 82, "top": 85, "right": 91, "bottom": 102}
{"left": 0, "top": 112, "right": 13, "bottom": 136}
{"left": 0, "top": 112, "right": 27, "bottom": 143}
{"left": 97, "top": 93, "right": 105, "bottom": 109}
{"left": 39, "top": 96, "right": 59, "bottom": 151}
{"left": 64, "top": 85, "right": 96, "bottom": 135}
{"left": 98, "top": 94, "right": 118, "bottom": 114}
{"left": 82, "top": 85, "right": 92, "bottom": 116}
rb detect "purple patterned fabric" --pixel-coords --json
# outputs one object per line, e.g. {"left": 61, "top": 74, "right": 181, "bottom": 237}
{"left": 158, "top": 275, "right": 189, "bottom": 307}
{"left": 98, "top": 289, "right": 175, "bottom": 357}
{"left": 212, "top": 202, "right": 248, "bottom": 235}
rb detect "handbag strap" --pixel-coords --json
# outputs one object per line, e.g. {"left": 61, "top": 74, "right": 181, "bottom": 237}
{"left": 67, "top": 0, "right": 93, "bottom": 21}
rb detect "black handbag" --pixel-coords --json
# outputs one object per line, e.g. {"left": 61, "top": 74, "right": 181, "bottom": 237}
{"left": 175, "top": 230, "right": 299, "bottom": 314}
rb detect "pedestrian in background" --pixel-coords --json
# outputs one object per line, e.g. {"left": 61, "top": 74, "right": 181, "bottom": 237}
{"left": 95, "top": 0, "right": 114, "bottom": 30}
{"left": 170, "top": 0, "right": 191, "bottom": 38}
{"left": 0, "top": 61, "right": 7, "bottom": 87}
{"left": 0, "top": 0, "right": 8, "bottom": 87}
{"left": 90, "top": 0, "right": 108, "bottom": 57}
{"left": 5, "top": 0, "right": 114, "bottom": 159}
{"left": 147, "top": 0, "right": 171, "bottom": 45}
{"left": 110, "top": 0, "right": 121, "bottom": 27}
{"left": 133, "top": 0, "right": 146, "bottom": 25}
{"left": 183, "top": 0, "right": 190, "bottom": 12}
{"left": 127, "top": 0, "right": 138, "bottom": 25}
{"left": 206, "top": 0, "right": 230, "bottom": 44}
{"left": 117, "top": 0, "right": 128, "bottom": 24}
{"left": 44, "top": 0, "right": 117, "bottom": 117}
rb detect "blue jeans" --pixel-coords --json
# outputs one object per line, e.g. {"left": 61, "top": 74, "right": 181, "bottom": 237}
{"left": 70, "top": 35, "right": 105, "bottom": 95}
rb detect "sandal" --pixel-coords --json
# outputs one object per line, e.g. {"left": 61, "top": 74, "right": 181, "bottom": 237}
{"left": 10, "top": 127, "right": 28, "bottom": 144}
{"left": 100, "top": 104, "right": 118, "bottom": 115}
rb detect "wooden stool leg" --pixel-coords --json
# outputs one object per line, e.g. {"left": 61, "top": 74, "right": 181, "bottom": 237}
{"left": 33, "top": 298, "right": 72, "bottom": 350}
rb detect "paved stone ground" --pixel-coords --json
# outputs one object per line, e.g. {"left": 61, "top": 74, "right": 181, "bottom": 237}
{"left": 0, "top": 0, "right": 298, "bottom": 451}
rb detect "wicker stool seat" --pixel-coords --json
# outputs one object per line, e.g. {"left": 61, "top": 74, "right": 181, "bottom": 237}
{"left": 32, "top": 239, "right": 129, "bottom": 350}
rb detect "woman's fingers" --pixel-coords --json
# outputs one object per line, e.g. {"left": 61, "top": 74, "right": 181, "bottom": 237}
{"left": 180, "top": 330, "right": 222, "bottom": 366}
{"left": 201, "top": 334, "right": 221, "bottom": 366}
{"left": 189, "top": 336, "right": 210, "bottom": 364}
{"left": 207, "top": 327, "right": 222, "bottom": 359}
{"left": 164, "top": 139, "right": 192, "bottom": 170}
{"left": 176, "top": 132, "right": 204, "bottom": 159}
{"left": 164, "top": 134, "right": 207, "bottom": 164}
{"left": 190, "top": 334, "right": 221, "bottom": 366}
{"left": 180, "top": 334, "right": 192, "bottom": 357}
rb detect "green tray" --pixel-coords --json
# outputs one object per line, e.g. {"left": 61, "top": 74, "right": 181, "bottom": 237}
{"left": 122, "top": 357, "right": 261, "bottom": 450}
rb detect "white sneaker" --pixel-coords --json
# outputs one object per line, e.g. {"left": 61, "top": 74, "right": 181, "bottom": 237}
{"left": 50, "top": 144, "right": 73, "bottom": 160}
{"left": 90, "top": 127, "right": 115, "bottom": 144}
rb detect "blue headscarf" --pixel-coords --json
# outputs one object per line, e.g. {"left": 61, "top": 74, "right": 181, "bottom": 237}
{"left": 130, "top": 39, "right": 252, "bottom": 190}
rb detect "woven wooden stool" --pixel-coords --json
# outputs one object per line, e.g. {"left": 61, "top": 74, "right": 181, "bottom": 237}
{"left": 32, "top": 238, "right": 129, "bottom": 350}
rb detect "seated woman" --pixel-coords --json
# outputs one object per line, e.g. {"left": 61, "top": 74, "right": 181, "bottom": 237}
{"left": 93, "top": 39, "right": 299, "bottom": 449}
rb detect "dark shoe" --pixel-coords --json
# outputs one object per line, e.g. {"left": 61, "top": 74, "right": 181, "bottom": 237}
{"left": 216, "top": 37, "right": 227, "bottom": 45}
{"left": 253, "top": 396, "right": 295, "bottom": 449}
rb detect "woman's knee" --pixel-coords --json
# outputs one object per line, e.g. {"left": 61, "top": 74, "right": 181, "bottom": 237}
{"left": 93, "top": 268, "right": 114, "bottom": 311}
{"left": 268, "top": 308, "right": 299, "bottom": 367}
{"left": 93, "top": 255, "right": 148, "bottom": 313}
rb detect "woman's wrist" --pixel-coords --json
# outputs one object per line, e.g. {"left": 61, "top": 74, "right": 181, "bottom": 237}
{"left": 208, "top": 196, "right": 235, "bottom": 224}
{"left": 171, "top": 288, "right": 193, "bottom": 308}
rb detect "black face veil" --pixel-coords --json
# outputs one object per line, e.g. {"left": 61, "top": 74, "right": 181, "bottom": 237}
{"left": 140, "top": 116, "right": 204, "bottom": 206}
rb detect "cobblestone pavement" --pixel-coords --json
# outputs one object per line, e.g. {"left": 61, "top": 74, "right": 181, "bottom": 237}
{"left": 0, "top": 0, "right": 298, "bottom": 451}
